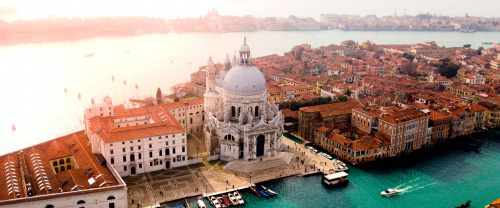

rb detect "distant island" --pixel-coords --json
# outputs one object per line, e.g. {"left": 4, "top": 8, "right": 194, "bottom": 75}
{"left": 1, "top": 9, "right": 500, "bottom": 46}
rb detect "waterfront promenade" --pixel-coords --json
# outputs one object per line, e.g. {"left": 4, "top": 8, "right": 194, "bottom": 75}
{"left": 123, "top": 136, "right": 327, "bottom": 207}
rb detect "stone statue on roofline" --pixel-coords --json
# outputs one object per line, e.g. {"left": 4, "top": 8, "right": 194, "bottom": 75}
{"left": 247, "top": 111, "right": 254, "bottom": 126}
{"left": 238, "top": 112, "right": 244, "bottom": 125}
{"left": 224, "top": 107, "right": 230, "bottom": 122}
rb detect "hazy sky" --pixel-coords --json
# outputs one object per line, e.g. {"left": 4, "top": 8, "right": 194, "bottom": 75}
{"left": 0, "top": 0, "right": 499, "bottom": 21}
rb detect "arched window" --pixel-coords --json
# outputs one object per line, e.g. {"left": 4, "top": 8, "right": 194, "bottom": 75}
{"left": 77, "top": 200, "right": 86, "bottom": 204}
{"left": 130, "top": 154, "right": 135, "bottom": 161}
{"left": 166, "top": 148, "right": 170, "bottom": 155}
{"left": 53, "top": 161, "right": 58, "bottom": 166}
{"left": 67, "top": 165, "right": 71, "bottom": 170}
{"left": 46, "top": 205, "right": 55, "bottom": 208}
{"left": 231, "top": 106, "right": 236, "bottom": 117}
{"left": 159, "top": 149, "right": 163, "bottom": 156}
{"left": 255, "top": 106, "right": 259, "bottom": 117}
{"left": 59, "top": 159, "right": 65, "bottom": 165}
{"left": 190, "top": 118, "right": 193, "bottom": 124}
{"left": 66, "top": 158, "right": 71, "bottom": 164}
{"left": 107, "top": 196, "right": 116, "bottom": 200}
{"left": 224, "top": 135, "right": 235, "bottom": 141}
{"left": 60, "top": 166, "right": 65, "bottom": 172}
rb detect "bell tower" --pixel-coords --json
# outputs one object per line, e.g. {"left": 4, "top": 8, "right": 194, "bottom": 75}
{"left": 206, "top": 56, "right": 216, "bottom": 92}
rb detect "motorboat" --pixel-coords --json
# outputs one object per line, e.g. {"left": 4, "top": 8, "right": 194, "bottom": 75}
{"left": 228, "top": 193, "right": 239, "bottom": 205}
{"left": 222, "top": 195, "right": 233, "bottom": 206}
{"left": 261, "top": 185, "right": 277, "bottom": 196}
{"left": 210, "top": 196, "right": 221, "bottom": 208}
{"left": 381, "top": 188, "right": 399, "bottom": 196}
{"left": 322, "top": 171, "right": 349, "bottom": 187}
{"left": 217, "top": 197, "right": 227, "bottom": 208}
{"left": 233, "top": 191, "right": 244, "bottom": 204}
{"left": 197, "top": 200, "right": 207, "bottom": 208}
{"left": 250, "top": 184, "right": 262, "bottom": 197}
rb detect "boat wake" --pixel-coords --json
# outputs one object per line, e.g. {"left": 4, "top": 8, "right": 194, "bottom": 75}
{"left": 394, "top": 177, "right": 420, "bottom": 189}
{"left": 397, "top": 182, "right": 437, "bottom": 194}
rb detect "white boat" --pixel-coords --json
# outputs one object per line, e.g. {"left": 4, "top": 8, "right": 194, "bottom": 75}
{"left": 381, "top": 188, "right": 399, "bottom": 196}
{"left": 228, "top": 193, "right": 239, "bottom": 205}
{"left": 261, "top": 185, "right": 278, "bottom": 195}
{"left": 210, "top": 196, "right": 221, "bottom": 208}
{"left": 233, "top": 191, "right": 244, "bottom": 204}
{"left": 197, "top": 200, "right": 207, "bottom": 208}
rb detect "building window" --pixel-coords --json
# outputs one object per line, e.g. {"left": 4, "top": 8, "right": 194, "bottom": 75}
{"left": 182, "top": 139, "right": 185, "bottom": 143}
{"left": 166, "top": 148, "right": 170, "bottom": 155}
{"left": 46, "top": 205, "right": 55, "bottom": 208}
{"left": 53, "top": 161, "right": 57, "bottom": 166}
{"left": 130, "top": 154, "right": 135, "bottom": 161}
{"left": 66, "top": 158, "right": 71, "bottom": 163}
{"left": 149, "top": 152, "right": 153, "bottom": 158}
{"left": 149, "top": 138, "right": 152, "bottom": 141}
{"left": 111, "top": 158, "right": 114, "bottom": 164}
{"left": 173, "top": 148, "right": 176, "bottom": 154}
{"left": 67, "top": 165, "right": 72, "bottom": 170}
{"left": 173, "top": 140, "right": 175, "bottom": 144}
{"left": 123, "top": 166, "right": 127, "bottom": 171}
{"left": 122, "top": 142, "right": 125, "bottom": 145}
{"left": 110, "top": 144, "right": 113, "bottom": 146}
{"left": 54, "top": 167, "right": 58, "bottom": 173}
{"left": 173, "top": 134, "right": 175, "bottom": 137}
{"left": 182, "top": 146, "right": 185, "bottom": 152}
{"left": 159, "top": 150, "right": 163, "bottom": 156}
{"left": 77, "top": 200, "right": 86, "bottom": 205}
{"left": 139, "top": 163, "right": 142, "bottom": 168}
{"left": 159, "top": 136, "right": 162, "bottom": 139}
{"left": 166, "top": 142, "right": 168, "bottom": 146}
{"left": 138, "top": 153, "right": 142, "bottom": 159}
{"left": 150, "top": 162, "right": 153, "bottom": 166}
{"left": 190, "top": 118, "right": 193, "bottom": 124}
{"left": 59, "top": 159, "right": 65, "bottom": 165}
{"left": 149, "top": 144, "right": 152, "bottom": 148}
{"left": 123, "top": 156, "right": 127, "bottom": 162}
{"left": 138, "top": 146, "right": 141, "bottom": 150}
{"left": 60, "top": 166, "right": 65, "bottom": 172}
{"left": 130, "top": 147, "right": 133, "bottom": 151}
{"left": 122, "top": 148, "right": 125, "bottom": 152}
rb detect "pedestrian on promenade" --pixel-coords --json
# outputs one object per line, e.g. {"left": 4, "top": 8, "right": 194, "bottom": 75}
{"left": 226, "top": 180, "right": 229, "bottom": 184}
{"left": 233, "top": 185, "right": 235, "bottom": 189}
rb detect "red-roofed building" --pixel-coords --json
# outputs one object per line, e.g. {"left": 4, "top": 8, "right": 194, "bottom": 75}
{"left": 84, "top": 98, "right": 188, "bottom": 177}
{"left": 379, "top": 108, "right": 432, "bottom": 156}
{"left": 0, "top": 131, "right": 127, "bottom": 207}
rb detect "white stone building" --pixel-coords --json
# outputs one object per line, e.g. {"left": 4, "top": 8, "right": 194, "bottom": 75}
{"left": 84, "top": 98, "right": 188, "bottom": 177}
{"left": 204, "top": 39, "right": 285, "bottom": 161}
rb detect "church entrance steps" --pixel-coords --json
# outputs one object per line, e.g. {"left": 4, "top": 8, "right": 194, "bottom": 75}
{"left": 223, "top": 152, "right": 294, "bottom": 173}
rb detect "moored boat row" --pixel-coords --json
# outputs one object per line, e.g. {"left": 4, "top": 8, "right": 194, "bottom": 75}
{"left": 207, "top": 191, "right": 245, "bottom": 208}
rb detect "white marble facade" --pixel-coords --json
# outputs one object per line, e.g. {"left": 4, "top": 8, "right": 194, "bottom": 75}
{"left": 204, "top": 38, "right": 284, "bottom": 161}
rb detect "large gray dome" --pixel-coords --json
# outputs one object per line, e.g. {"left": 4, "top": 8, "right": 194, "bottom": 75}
{"left": 223, "top": 65, "right": 267, "bottom": 95}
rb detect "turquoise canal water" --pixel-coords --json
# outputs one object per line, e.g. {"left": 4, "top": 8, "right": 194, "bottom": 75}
{"left": 169, "top": 130, "right": 500, "bottom": 208}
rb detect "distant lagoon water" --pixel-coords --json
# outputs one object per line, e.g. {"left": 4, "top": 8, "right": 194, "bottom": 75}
{"left": 0, "top": 30, "right": 499, "bottom": 154}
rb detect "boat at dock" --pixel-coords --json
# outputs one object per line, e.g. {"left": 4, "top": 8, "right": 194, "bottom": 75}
{"left": 228, "top": 193, "right": 238, "bottom": 205}
{"left": 222, "top": 195, "right": 233, "bottom": 206}
{"left": 217, "top": 197, "right": 228, "bottom": 208}
{"left": 322, "top": 171, "right": 349, "bottom": 187}
{"left": 233, "top": 191, "right": 244, "bottom": 204}
{"left": 455, "top": 200, "right": 471, "bottom": 208}
{"left": 209, "top": 196, "right": 221, "bottom": 208}
{"left": 197, "top": 200, "right": 207, "bottom": 208}
{"left": 261, "top": 185, "right": 278, "bottom": 196}
{"left": 381, "top": 188, "right": 399, "bottom": 197}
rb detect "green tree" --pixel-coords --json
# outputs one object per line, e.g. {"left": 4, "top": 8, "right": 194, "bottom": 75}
{"left": 441, "top": 65, "right": 459, "bottom": 78}
{"left": 334, "top": 96, "right": 348, "bottom": 103}
{"left": 345, "top": 89, "right": 352, "bottom": 96}
{"left": 156, "top": 88, "right": 162, "bottom": 104}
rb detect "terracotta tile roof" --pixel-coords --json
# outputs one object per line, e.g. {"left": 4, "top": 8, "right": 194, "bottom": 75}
{"left": 299, "top": 100, "right": 361, "bottom": 115}
{"left": 0, "top": 131, "right": 120, "bottom": 201}
{"left": 90, "top": 104, "right": 186, "bottom": 143}
{"left": 379, "top": 108, "right": 429, "bottom": 123}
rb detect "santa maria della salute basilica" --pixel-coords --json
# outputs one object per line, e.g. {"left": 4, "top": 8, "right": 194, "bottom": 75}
{"left": 204, "top": 38, "right": 284, "bottom": 161}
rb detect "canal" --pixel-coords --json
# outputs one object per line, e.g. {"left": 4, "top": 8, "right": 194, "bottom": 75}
{"left": 168, "top": 130, "right": 500, "bottom": 208}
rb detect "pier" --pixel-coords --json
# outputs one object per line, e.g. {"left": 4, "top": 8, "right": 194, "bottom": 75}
{"left": 123, "top": 135, "right": 331, "bottom": 208}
